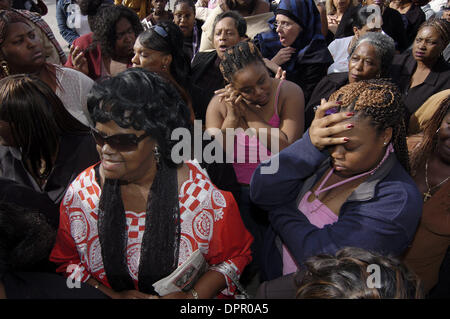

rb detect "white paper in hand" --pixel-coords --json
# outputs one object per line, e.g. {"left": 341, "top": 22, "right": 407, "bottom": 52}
{"left": 152, "top": 249, "right": 208, "bottom": 296}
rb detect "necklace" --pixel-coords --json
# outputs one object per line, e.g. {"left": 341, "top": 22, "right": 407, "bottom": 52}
{"left": 423, "top": 158, "right": 450, "bottom": 202}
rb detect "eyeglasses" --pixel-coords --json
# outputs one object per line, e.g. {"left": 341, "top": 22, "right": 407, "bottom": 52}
{"left": 273, "top": 21, "right": 294, "bottom": 30}
{"left": 152, "top": 25, "right": 168, "bottom": 38}
{"left": 443, "top": 6, "right": 450, "bottom": 10}
{"left": 91, "top": 128, "right": 149, "bottom": 152}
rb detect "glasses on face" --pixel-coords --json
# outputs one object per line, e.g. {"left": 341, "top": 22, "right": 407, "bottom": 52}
{"left": 273, "top": 21, "right": 293, "bottom": 30}
{"left": 415, "top": 36, "right": 439, "bottom": 46}
{"left": 91, "top": 128, "right": 149, "bottom": 152}
{"left": 152, "top": 25, "right": 168, "bottom": 38}
{"left": 443, "top": 6, "right": 450, "bottom": 10}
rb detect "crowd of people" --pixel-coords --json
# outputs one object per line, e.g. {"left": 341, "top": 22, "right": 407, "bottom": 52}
{"left": 0, "top": 0, "right": 449, "bottom": 300}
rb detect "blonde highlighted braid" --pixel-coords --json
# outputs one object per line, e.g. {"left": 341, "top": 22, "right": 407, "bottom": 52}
{"left": 329, "top": 79, "right": 410, "bottom": 173}
{"left": 409, "top": 96, "right": 450, "bottom": 175}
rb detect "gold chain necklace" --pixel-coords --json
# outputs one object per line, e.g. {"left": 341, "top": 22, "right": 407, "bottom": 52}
{"left": 423, "top": 158, "right": 450, "bottom": 202}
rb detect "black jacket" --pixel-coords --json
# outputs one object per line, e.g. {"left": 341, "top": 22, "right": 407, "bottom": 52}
{"left": 390, "top": 51, "right": 450, "bottom": 117}
{"left": 191, "top": 50, "right": 226, "bottom": 114}
{"left": 0, "top": 133, "right": 99, "bottom": 225}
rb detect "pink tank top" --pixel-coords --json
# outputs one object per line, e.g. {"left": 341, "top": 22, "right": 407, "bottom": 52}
{"left": 282, "top": 144, "right": 395, "bottom": 275}
{"left": 232, "top": 80, "right": 283, "bottom": 184}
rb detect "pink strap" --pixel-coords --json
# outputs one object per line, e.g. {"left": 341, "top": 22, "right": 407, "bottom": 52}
{"left": 315, "top": 143, "right": 394, "bottom": 197}
{"left": 273, "top": 79, "right": 284, "bottom": 115}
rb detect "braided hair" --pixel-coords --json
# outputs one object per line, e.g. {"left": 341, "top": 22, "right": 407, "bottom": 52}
{"left": 87, "top": 68, "right": 191, "bottom": 293}
{"left": 409, "top": 95, "right": 450, "bottom": 175}
{"left": 219, "top": 41, "right": 265, "bottom": 84}
{"left": 328, "top": 79, "right": 410, "bottom": 173}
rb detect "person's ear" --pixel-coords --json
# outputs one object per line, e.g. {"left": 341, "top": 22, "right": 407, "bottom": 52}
{"left": 383, "top": 127, "right": 393, "bottom": 146}
{"left": 161, "top": 54, "right": 172, "bottom": 71}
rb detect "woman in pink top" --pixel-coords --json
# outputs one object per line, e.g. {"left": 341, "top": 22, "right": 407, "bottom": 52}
{"left": 205, "top": 40, "right": 304, "bottom": 286}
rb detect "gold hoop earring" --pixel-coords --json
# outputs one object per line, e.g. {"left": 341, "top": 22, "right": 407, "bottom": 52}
{"left": 1, "top": 60, "right": 9, "bottom": 76}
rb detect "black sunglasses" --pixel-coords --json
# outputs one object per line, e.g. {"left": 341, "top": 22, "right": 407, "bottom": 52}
{"left": 91, "top": 128, "right": 149, "bottom": 152}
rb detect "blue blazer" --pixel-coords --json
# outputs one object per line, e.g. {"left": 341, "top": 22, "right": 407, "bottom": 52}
{"left": 250, "top": 132, "right": 422, "bottom": 281}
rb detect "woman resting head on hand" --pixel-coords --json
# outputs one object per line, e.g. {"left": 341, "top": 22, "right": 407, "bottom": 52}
{"left": 206, "top": 40, "right": 305, "bottom": 164}
{"left": 310, "top": 79, "right": 410, "bottom": 176}
{"left": 205, "top": 41, "right": 304, "bottom": 279}
{"left": 249, "top": 79, "right": 422, "bottom": 281}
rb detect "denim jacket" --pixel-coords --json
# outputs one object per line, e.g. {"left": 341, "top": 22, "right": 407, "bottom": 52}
{"left": 250, "top": 132, "right": 423, "bottom": 281}
{"left": 56, "top": 0, "right": 80, "bottom": 45}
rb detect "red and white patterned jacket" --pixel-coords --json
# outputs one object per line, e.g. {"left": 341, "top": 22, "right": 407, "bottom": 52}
{"left": 50, "top": 160, "right": 253, "bottom": 297}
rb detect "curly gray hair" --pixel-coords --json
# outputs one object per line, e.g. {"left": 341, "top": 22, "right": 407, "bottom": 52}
{"left": 348, "top": 32, "right": 396, "bottom": 78}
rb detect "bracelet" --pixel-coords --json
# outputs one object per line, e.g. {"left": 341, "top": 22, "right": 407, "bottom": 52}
{"left": 190, "top": 288, "right": 199, "bottom": 299}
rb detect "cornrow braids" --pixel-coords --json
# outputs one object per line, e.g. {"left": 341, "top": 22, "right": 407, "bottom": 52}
{"left": 219, "top": 41, "right": 265, "bottom": 83}
{"left": 329, "top": 79, "right": 410, "bottom": 173}
{"left": 409, "top": 96, "right": 450, "bottom": 175}
{"left": 418, "top": 18, "right": 450, "bottom": 48}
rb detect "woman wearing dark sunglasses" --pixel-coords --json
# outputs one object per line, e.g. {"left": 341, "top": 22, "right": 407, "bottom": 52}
{"left": 50, "top": 68, "right": 253, "bottom": 299}
{"left": 0, "top": 74, "right": 99, "bottom": 227}
{"left": 133, "top": 21, "right": 242, "bottom": 209}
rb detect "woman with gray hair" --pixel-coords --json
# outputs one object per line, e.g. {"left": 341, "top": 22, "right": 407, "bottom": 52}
{"left": 327, "top": 4, "right": 384, "bottom": 75}
{"left": 304, "top": 32, "right": 395, "bottom": 129}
